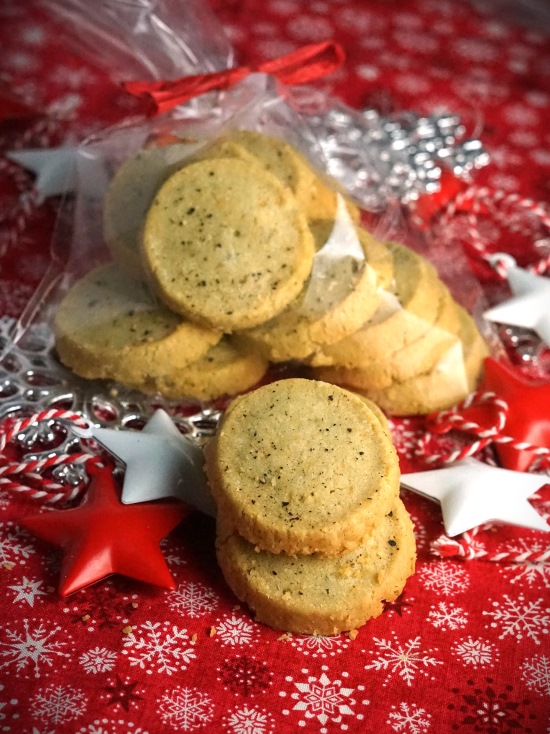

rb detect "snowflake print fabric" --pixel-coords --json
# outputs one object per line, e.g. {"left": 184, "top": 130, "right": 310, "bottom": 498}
{"left": 1, "top": 0, "right": 550, "bottom": 732}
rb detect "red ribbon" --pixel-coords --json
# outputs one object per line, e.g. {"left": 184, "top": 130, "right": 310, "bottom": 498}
{"left": 123, "top": 40, "right": 346, "bottom": 115}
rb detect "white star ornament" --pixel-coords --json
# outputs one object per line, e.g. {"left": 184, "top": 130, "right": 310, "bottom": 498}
{"left": 92, "top": 409, "right": 216, "bottom": 517}
{"left": 483, "top": 263, "right": 550, "bottom": 347}
{"left": 7, "top": 144, "right": 108, "bottom": 202}
{"left": 401, "top": 458, "right": 549, "bottom": 537}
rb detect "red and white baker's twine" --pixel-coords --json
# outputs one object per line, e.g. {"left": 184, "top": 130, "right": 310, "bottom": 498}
{"left": 418, "top": 184, "right": 550, "bottom": 276}
{"left": 430, "top": 527, "right": 550, "bottom": 564}
{"left": 415, "top": 390, "right": 550, "bottom": 469}
{"left": 415, "top": 392, "right": 549, "bottom": 564}
{"left": 0, "top": 408, "right": 100, "bottom": 503}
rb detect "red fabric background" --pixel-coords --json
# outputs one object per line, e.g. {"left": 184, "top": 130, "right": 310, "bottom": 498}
{"left": 0, "top": 2, "right": 549, "bottom": 733}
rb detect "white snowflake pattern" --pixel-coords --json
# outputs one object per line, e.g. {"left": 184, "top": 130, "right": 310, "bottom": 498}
{"left": 418, "top": 561, "right": 470, "bottom": 596}
{"left": 498, "top": 539, "right": 550, "bottom": 589}
{"left": 282, "top": 667, "right": 367, "bottom": 734}
{"left": 388, "top": 702, "right": 431, "bottom": 733}
{"left": 0, "top": 522, "right": 36, "bottom": 567}
{"left": 452, "top": 37, "right": 498, "bottom": 62}
{"left": 168, "top": 581, "right": 218, "bottom": 618}
{"left": 393, "top": 74, "right": 431, "bottom": 95}
{"left": 286, "top": 15, "right": 334, "bottom": 42}
{"left": 159, "top": 687, "right": 213, "bottom": 730}
{"left": 4, "top": 51, "right": 38, "bottom": 71}
{"left": 489, "top": 172, "right": 521, "bottom": 192}
{"left": 427, "top": 602, "right": 468, "bottom": 631}
{"left": 356, "top": 64, "right": 379, "bottom": 81}
{"left": 503, "top": 103, "right": 540, "bottom": 126}
{"left": 453, "top": 637, "right": 497, "bottom": 668}
{"left": 77, "top": 721, "right": 149, "bottom": 734}
{"left": 49, "top": 66, "right": 96, "bottom": 89}
{"left": 122, "top": 621, "right": 196, "bottom": 675}
{"left": 0, "top": 619, "right": 69, "bottom": 677}
{"left": 335, "top": 6, "right": 385, "bottom": 33}
{"left": 482, "top": 593, "right": 550, "bottom": 645}
{"left": 0, "top": 490, "right": 11, "bottom": 510}
{"left": 290, "top": 634, "right": 350, "bottom": 659}
{"left": 32, "top": 684, "right": 87, "bottom": 726}
{"left": 77, "top": 723, "right": 149, "bottom": 734}
{"left": 79, "top": 647, "right": 118, "bottom": 674}
{"left": 159, "top": 537, "right": 187, "bottom": 566}
{"left": 521, "top": 654, "right": 550, "bottom": 696}
{"left": 393, "top": 29, "right": 440, "bottom": 53}
{"left": 215, "top": 615, "right": 257, "bottom": 646}
{"left": 225, "top": 705, "right": 275, "bottom": 734}
{"left": 0, "top": 683, "right": 19, "bottom": 732}
{"left": 530, "top": 149, "right": 550, "bottom": 167}
{"left": 8, "top": 577, "right": 48, "bottom": 607}
{"left": 508, "top": 129, "right": 539, "bottom": 147}
{"left": 364, "top": 634, "right": 442, "bottom": 687}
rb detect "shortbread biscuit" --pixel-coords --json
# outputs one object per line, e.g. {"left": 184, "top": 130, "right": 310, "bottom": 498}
{"left": 130, "top": 337, "right": 269, "bottom": 401}
{"left": 354, "top": 340, "right": 471, "bottom": 415}
{"left": 54, "top": 264, "right": 221, "bottom": 385}
{"left": 103, "top": 142, "right": 192, "bottom": 276}
{"left": 235, "top": 227, "right": 382, "bottom": 362}
{"left": 205, "top": 378, "right": 400, "bottom": 556}
{"left": 143, "top": 158, "right": 315, "bottom": 331}
{"left": 222, "top": 130, "right": 337, "bottom": 221}
{"left": 311, "top": 243, "right": 444, "bottom": 382}
{"left": 236, "top": 226, "right": 392, "bottom": 363}
{"left": 216, "top": 498, "right": 416, "bottom": 635}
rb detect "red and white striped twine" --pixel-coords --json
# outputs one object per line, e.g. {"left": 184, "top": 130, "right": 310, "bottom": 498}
{"left": 0, "top": 409, "right": 100, "bottom": 503}
{"left": 434, "top": 185, "right": 550, "bottom": 276}
{"left": 431, "top": 530, "right": 550, "bottom": 565}
{"left": 416, "top": 390, "right": 550, "bottom": 469}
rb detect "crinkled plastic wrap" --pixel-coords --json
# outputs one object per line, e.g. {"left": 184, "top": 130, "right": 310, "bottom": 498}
{"left": 13, "top": 73, "right": 490, "bottom": 413}
{"left": 38, "top": 0, "right": 234, "bottom": 81}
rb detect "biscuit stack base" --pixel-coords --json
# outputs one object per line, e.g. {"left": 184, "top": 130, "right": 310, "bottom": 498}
{"left": 206, "top": 378, "right": 416, "bottom": 636}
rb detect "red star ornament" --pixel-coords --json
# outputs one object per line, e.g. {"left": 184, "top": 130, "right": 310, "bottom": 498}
{"left": 21, "top": 464, "right": 189, "bottom": 596}
{"left": 474, "top": 357, "right": 550, "bottom": 472}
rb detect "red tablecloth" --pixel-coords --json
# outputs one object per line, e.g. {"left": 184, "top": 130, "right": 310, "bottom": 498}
{"left": 0, "top": 2, "right": 549, "bottom": 733}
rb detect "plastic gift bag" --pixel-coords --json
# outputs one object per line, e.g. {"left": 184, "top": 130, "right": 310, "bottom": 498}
{"left": 11, "top": 42, "right": 490, "bottom": 415}
{"left": 38, "top": 0, "right": 234, "bottom": 81}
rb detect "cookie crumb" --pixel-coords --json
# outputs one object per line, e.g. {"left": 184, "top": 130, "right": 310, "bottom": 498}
{"left": 348, "top": 629, "right": 359, "bottom": 640}
{"left": 122, "top": 626, "right": 133, "bottom": 635}
{"left": 81, "top": 614, "right": 91, "bottom": 623}
{"left": 208, "top": 626, "right": 216, "bottom": 637}
{"left": 191, "top": 633, "right": 198, "bottom": 643}
{"left": 277, "top": 633, "right": 292, "bottom": 642}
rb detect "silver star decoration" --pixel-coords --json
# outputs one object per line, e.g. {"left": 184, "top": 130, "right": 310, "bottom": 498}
{"left": 401, "top": 458, "right": 549, "bottom": 537}
{"left": 93, "top": 409, "right": 216, "bottom": 517}
{"left": 484, "top": 261, "right": 550, "bottom": 347}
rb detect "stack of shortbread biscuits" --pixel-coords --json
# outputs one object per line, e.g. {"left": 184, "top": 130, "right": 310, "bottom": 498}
{"left": 54, "top": 130, "right": 487, "bottom": 414}
{"left": 205, "top": 378, "right": 416, "bottom": 635}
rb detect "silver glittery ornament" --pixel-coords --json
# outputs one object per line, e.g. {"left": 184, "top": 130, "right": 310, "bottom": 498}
{"left": 308, "top": 107, "right": 489, "bottom": 210}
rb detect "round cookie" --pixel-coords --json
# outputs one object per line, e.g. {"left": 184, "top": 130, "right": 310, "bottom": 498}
{"left": 236, "top": 225, "right": 392, "bottom": 363}
{"left": 216, "top": 498, "right": 416, "bottom": 635}
{"left": 54, "top": 264, "right": 221, "bottom": 385}
{"left": 103, "top": 142, "right": 193, "bottom": 277}
{"left": 143, "top": 158, "right": 315, "bottom": 331}
{"left": 223, "top": 129, "right": 339, "bottom": 222}
{"left": 235, "top": 242, "right": 380, "bottom": 363}
{"left": 310, "top": 242, "right": 445, "bottom": 383}
{"left": 354, "top": 340, "right": 471, "bottom": 415}
{"left": 130, "top": 337, "right": 269, "bottom": 401}
{"left": 205, "top": 378, "right": 400, "bottom": 556}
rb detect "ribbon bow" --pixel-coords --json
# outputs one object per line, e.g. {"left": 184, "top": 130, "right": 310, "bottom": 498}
{"left": 123, "top": 40, "right": 346, "bottom": 115}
